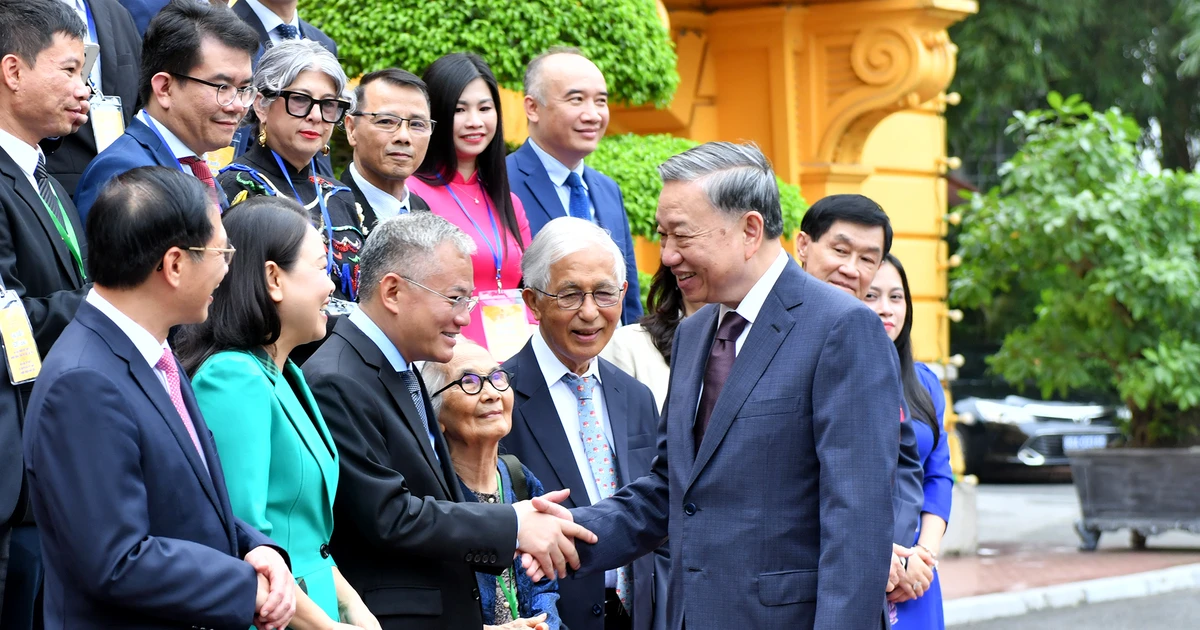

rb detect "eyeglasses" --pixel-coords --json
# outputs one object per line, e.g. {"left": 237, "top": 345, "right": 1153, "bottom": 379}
{"left": 265, "top": 89, "right": 352, "bottom": 124}
{"left": 533, "top": 286, "right": 624, "bottom": 310}
{"left": 350, "top": 112, "right": 436, "bottom": 136}
{"left": 432, "top": 368, "right": 512, "bottom": 397}
{"left": 187, "top": 242, "right": 237, "bottom": 264}
{"left": 168, "top": 72, "right": 256, "bottom": 107}
{"left": 401, "top": 276, "right": 479, "bottom": 313}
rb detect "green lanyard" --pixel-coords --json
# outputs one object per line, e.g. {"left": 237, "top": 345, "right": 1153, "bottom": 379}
{"left": 495, "top": 470, "right": 520, "bottom": 619}
{"left": 37, "top": 189, "right": 86, "bottom": 281}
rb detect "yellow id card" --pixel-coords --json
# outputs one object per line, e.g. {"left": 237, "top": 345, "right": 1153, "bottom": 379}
{"left": 90, "top": 95, "right": 125, "bottom": 153}
{"left": 479, "top": 289, "right": 535, "bottom": 362}
{"left": 0, "top": 290, "right": 40, "bottom": 384}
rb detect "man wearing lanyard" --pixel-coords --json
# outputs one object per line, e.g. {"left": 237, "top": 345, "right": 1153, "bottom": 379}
{"left": 0, "top": 2, "right": 94, "bottom": 627}
{"left": 73, "top": 0, "right": 258, "bottom": 222}
{"left": 42, "top": 0, "right": 140, "bottom": 198}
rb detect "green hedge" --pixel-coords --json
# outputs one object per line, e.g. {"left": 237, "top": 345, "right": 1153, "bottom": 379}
{"left": 297, "top": 0, "right": 679, "bottom": 107}
{"left": 587, "top": 133, "right": 808, "bottom": 240}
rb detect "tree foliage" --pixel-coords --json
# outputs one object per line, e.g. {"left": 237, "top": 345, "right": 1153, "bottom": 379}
{"left": 951, "top": 94, "right": 1200, "bottom": 447}
{"left": 297, "top": 0, "right": 679, "bottom": 107}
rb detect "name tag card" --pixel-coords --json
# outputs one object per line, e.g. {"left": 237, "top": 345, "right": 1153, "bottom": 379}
{"left": 478, "top": 289, "right": 535, "bottom": 362}
{"left": 90, "top": 95, "right": 125, "bottom": 153}
{"left": 0, "top": 290, "right": 40, "bottom": 384}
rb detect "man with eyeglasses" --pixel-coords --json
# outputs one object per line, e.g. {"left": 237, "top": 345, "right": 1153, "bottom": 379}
{"left": 303, "top": 212, "right": 598, "bottom": 630}
{"left": 500, "top": 217, "right": 664, "bottom": 630}
{"left": 74, "top": 0, "right": 259, "bottom": 222}
{"left": 343, "top": 68, "right": 434, "bottom": 232}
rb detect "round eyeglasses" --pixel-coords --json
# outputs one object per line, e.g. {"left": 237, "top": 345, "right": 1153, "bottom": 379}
{"left": 168, "top": 72, "right": 256, "bottom": 107}
{"left": 264, "top": 89, "right": 352, "bottom": 124}
{"left": 432, "top": 368, "right": 512, "bottom": 397}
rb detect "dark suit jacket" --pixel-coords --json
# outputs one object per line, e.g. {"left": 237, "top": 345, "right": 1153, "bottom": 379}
{"left": 571, "top": 261, "right": 901, "bottom": 630}
{"left": 116, "top": 0, "right": 166, "bottom": 36}
{"left": 22, "top": 301, "right": 284, "bottom": 628}
{"left": 303, "top": 317, "right": 518, "bottom": 630}
{"left": 340, "top": 166, "right": 431, "bottom": 233}
{"left": 501, "top": 342, "right": 663, "bottom": 630}
{"left": 44, "top": 0, "right": 141, "bottom": 198}
{"left": 894, "top": 405, "right": 924, "bottom": 545}
{"left": 507, "top": 140, "right": 642, "bottom": 323}
{"left": 75, "top": 118, "right": 229, "bottom": 223}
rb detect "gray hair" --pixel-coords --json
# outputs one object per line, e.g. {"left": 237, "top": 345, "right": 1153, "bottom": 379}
{"left": 521, "top": 217, "right": 625, "bottom": 292}
{"left": 417, "top": 338, "right": 485, "bottom": 417}
{"left": 523, "top": 46, "right": 585, "bottom": 105}
{"left": 245, "top": 39, "right": 355, "bottom": 128}
{"left": 659, "top": 141, "right": 784, "bottom": 239}
{"left": 358, "top": 213, "right": 476, "bottom": 302}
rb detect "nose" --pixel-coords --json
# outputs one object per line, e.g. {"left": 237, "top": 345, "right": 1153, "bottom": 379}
{"left": 660, "top": 241, "right": 681, "bottom": 267}
{"left": 454, "top": 306, "right": 472, "bottom": 328}
{"left": 479, "top": 380, "right": 500, "bottom": 402}
{"left": 395, "top": 121, "right": 412, "bottom": 144}
{"left": 580, "top": 100, "right": 601, "bottom": 123}
{"left": 306, "top": 104, "right": 323, "bottom": 124}
{"left": 577, "top": 293, "right": 601, "bottom": 320}
{"left": 841, "top": 260, "right": 860, "bottom": 278}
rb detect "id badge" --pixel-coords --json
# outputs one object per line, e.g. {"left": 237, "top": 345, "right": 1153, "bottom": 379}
{"left": 90, "top": 95, "right": 125, "bottom": 153}
{"left": 478, "top": 289, "right": 535, "bottom": 362}
{"left": 0, "top": 290, "right": 41, "bottom": 384}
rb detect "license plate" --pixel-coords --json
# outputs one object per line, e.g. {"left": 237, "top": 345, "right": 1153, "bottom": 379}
{"left": 1063, "top": 434, "right": 1108, "bottom": 452}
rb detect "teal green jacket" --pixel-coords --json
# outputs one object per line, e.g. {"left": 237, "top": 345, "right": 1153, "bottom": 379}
{"left": 192, "top": 349, "right": 341, "bottom": 619}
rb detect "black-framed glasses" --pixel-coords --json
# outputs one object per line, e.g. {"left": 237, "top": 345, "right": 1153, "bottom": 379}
{"left": 187, "top": 242, "right": 237, "bottom": 264}
{"left": 533, "top": 286, "right": 624, "bottom": 310}
{"left": 265, "top": 89, "right": 352, "bottom": 124}
{"left": 432, "top": 368, "right": 511, "bottom": 397}
{"left": 401, "top": 276, "right": 479, "bottom": 313}
{"left": 168, "top": 72, "right": 256, "bottom": 107}
{"left": 350, "top": 111, "right": 436, "bottom": 136}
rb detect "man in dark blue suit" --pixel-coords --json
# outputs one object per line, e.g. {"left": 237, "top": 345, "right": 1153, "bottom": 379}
{"left": 502, "top": 217, "right": 664, "bottom": 630}
{"left": 23, "top": 166, "right": 296, "bottom": 629}
{"left": 552, "top": 143, "right": 902, "bottom": 630}
{"left": 507, "top": 48, "right": 642, "bottom": 324}
{"left": 75, "top": 0, "right": 259, "bottom": 221}
{"left": 116, "top": 0, "right": 165, "bottom": 37}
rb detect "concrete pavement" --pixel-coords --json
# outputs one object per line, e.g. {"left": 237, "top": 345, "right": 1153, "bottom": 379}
{"left": 956, "top": 588, "right": 1200, "bottom": 629}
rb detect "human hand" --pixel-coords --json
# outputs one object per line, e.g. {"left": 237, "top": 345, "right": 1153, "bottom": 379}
{"left": 486, "top": 613, "right": 550, "bottom": 630}
{"left": 255, "top": 573, "right": 269, "bottom": 611}
{"left": 339, "top": 600, "right": 381, "bottom": 630}
{"left": 514, "top": 489, "right": 597, "bottom": 580}
{"left": 886, "top": 544, "right": 916, "bottom": 603}
{"left": 899, "top": 551, "right": 934, "bottom": 600}
{"left": 245, "top": 546, "right": 296, "bottom": 630}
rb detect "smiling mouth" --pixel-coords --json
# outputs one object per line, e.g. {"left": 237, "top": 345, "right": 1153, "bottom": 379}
{"left": 831, "top": 281, "right": 855, "bottom": 293}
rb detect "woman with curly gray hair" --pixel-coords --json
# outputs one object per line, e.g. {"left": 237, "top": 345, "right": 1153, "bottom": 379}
{"left": 217, "top": 39, "right": 367, "bottom": 303}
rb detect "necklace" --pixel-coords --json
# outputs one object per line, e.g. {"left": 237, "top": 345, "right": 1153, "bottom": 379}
{"left": 448, "top": 179, "right": 481, "bottom": 204}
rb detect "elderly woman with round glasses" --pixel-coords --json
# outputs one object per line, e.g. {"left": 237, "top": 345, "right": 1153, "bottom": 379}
{"left": 422, "top": 342, "right": 561, "bottom": 630}
{"left": 217, "top": 39, "right": 367, "bottom": 303}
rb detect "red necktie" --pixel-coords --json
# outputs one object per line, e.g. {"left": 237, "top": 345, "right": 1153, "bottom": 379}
{"left": 178, "top": 156, "right": 218, "bottom": 201}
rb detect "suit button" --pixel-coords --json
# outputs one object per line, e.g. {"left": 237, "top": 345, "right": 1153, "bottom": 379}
{"left": 473, "top": 553, "right": 482, "bottom": 563}
{"left": 490, "top": 554, "right": 498, "bottom": 564}
{"left": 683, "top": 503, "right": 696, "bottom": 515}
{"left": 472, "top": 587, "right": 480, "bottom": 600}
{"left": 319, "top": 543, "right": 330, "bottom": 558}
{"left": 592, "top": 603, "right": 603, "bottom": 616}
{"left": 465, "top": 552, "right": 473, "bottom": 562}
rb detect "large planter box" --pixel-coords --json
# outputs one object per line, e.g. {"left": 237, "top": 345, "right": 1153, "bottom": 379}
{"left": 1069, "top": 448, "right": 1200, "bottom": 550}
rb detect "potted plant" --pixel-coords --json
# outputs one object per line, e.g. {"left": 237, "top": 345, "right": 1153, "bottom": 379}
{"left": 952, "top": 92, "right": 1200, "bottom": 550}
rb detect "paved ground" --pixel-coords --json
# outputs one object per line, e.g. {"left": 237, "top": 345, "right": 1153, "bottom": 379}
{"left": 940, "top": 482, "right": 1200, "bottom": 600}
{"left": 955, "top": 588, "right": 1200, "bottom": 629}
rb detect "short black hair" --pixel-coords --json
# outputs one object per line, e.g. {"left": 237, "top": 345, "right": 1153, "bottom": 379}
{"left": 139, "top": 0, "right": 259, "bottom": 105}
{"left": 0, "top": 0, "right": 85, "bottom": 66}
{"left": 354, "top": 68, "right": 429, "bottom": 112}
{"left": 800, "top": 194, "right": 893, "bottom": 256}
{"left": 86, "top": 166, "right": 215, "bottom": 289}
{"left": 175, "top": 195, "right": 311, "bottom": 376}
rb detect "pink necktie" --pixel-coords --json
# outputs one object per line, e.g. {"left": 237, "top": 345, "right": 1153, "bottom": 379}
{"left": 155, "top": 347, "right": 207, "bottom": 469}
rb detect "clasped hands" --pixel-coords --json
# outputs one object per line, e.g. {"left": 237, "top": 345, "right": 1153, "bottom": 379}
{"left": 246, "top": 546, "right": 297, "bottom": 630}
{"left": 512, "top": 488, "right": 597, "bottom": 582}
{"left": 885, "top": 543, "right": 935, "bottom": 603}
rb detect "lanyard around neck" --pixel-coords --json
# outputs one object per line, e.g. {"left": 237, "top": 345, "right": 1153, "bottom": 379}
{"left": 494, "top": 469, "right": 520, "bottom": 618}
{"left": 140, "top": 114, "right": 193, "bottom": 176}
{"left": 270, "top": 149, "right": 335, "bottom": 275}
{"left": 36, "top": 186, "right": 86, "bottom": 281}
{"left": 440, "top": 174, "right": 503, "bottom": 289}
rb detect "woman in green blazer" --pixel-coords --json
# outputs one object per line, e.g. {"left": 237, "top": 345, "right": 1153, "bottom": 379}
{"left": 177, "top": 196, "right": 379, "bottom": 630}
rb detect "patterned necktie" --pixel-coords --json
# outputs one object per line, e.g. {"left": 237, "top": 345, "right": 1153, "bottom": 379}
{"left": 399, "top": 368, "right": 435, "bottom": 454}
{"left": 177, "top": 156, "right": 219, "bottom": 205}
{"left": 564, "top": 172, "right": 591, "bottom": 221}
{"left": 33, "top": 153, "right": 62, "bottom": 216}
{"left": 274, "top": 23, "right": 301, "bottom": 40}
{"left": 155, "top": 348, "right": 208, "bottom": 470}
{"left": 562, "top": 373, "right": 631, "bottom": 611}
{"left": 694, "top": 311, "right": 749, "bottom": 452}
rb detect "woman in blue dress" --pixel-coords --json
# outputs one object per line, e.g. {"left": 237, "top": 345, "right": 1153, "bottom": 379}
{"left": 864, "top": 254, "right": 953, "bottom": 629}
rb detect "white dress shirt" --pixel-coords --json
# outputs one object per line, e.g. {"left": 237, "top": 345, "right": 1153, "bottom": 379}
{"left": 349, "top": 162, "right": 410, "bottom": 219}
{"left": 243, "top": 0, "right": 302, "bottom": 44}
{"left": 0, "top": 128, "right": 45, "bottom": 191}
{"left": 136, "top": 110, "right": 203, "bottom": 177}
{"left": 719, "top": 249, "right": 792, "bottom": 357}
{"left": 528, "top": 138, "right": 593, "bottom": 221}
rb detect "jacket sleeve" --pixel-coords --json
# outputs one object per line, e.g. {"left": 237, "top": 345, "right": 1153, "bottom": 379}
{"left": 916, "top": 364, "right": 953, "bottom": 523}
{"left": 893, "top": 417, "right": 924, "bottom": 545}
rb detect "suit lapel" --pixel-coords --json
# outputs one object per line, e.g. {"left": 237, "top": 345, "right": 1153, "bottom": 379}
{"left": 382, "top": 362, "right": 452, "bottom": 496}
{"left": 514, "top": 142, "right": 566, "bottom": 227}
{"left": 128, "top": 119, "right": 181, "bottom": 169}
{"left": 671, "top": 306, "right": 717, "bottom": 470}
{"left": 176, "top": 362, "right": 236, "bottom": 546}
{"left": 582, "top": 168, "right": 612, "bottom": 231}
{"left": 598, "top": 359, "right": 632, "bottom": 485}
{"left": 276, "top": 357, "right": 339, "bottom": 520}
{"left": 0, "top": 149, "right": 83, "bottom": 286}
{"left": 511, "top": 343, "right": 590, "bottom": 508}
{"left": 341, "top": 168, "right": 378, "bottom": 231}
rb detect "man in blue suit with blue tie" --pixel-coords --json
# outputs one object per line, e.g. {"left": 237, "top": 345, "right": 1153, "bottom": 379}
{"left": 553, "top": 143, "right": 902, "bottom": 630}
{"left": 75, "top": 0, "right": 259, "bottom": 220}
{"left": 507, "top": 48, "right": 642, "bottom": 324}
{"left": 23, "top": 166, "right": 296, "bottom": 629}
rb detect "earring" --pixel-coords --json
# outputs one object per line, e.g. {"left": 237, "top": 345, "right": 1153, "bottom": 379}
{"left": 321, "top": 143, "right": 331, "bottom": 156}
{"left": 258, "top": 127, "right": 267, "bottom": 146}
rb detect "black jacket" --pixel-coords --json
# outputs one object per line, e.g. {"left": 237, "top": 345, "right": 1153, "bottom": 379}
{"left": 340, "top": 166, "right": 431, "bottom": 233}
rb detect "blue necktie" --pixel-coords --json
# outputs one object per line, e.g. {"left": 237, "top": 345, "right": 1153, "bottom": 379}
{"left": 274, "top": 23, "right": 300, "bottom": 40}
{"left": 400, "top": 369, "right": 436, "bottom": 458}
{"left": 565, "top": 172, "right": 591, "bottom": 221}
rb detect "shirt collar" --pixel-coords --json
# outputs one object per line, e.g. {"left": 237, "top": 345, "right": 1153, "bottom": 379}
{"left": 528, "top": 138, "right": 586, "bottom": 189}
{"left": 138, "top": 111, "right": 201, "bottom": 161}
{"left": 350, "top": 162, "right": 408, "bottom": 215}
{"left": 348, "top": 306, "right": 410, "bottom": 373}
{"left": 244, "top": 0, "right": 300, "bottom": 33}
{"left": 85, "top": 289, "right": 168, "bottom": 370}
{"left": 718, "top": 249, "right": 792, "bottom": 326}
{"left": 530, "top": 327, "right": 601, "bottom": 390}
{"left": 0, "top": 128, "right": 43, "bottom": 182}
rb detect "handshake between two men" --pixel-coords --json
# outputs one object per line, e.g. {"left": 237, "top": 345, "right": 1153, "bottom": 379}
{"left": 513, "top": 488, "right": 598, "bottom": 581}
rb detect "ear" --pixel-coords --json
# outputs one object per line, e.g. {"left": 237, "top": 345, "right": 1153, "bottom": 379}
{"left": 0, "top": 54, "right": 22, "bottom": 92}
{"left": 742, "top": 211, "right": 765, "bottom": 257}
{"left": 252, "top": 93, "right": 270, "bottom": 126}
{"left": 344, "top": 113, "right": 358, "bottom": 148}
{"left": 378, "top": 272, "right": 405, "bottom": 315}
{"left": 523, "top": 94, "right": 540, "bottom": 124}
{"left": 160, "top": 247, "right": 187, "bottom": 289}
{"left": 522, "top": 287, "right": 543, "bottom": 321}
{"left": 795, "top": 231, "right": 813, "bottom": 268}
{"left": 264, "top": 260, "right": 284, "bottom": 304}
{"left": 150, "top": 72, "right": 174, "bottom": 110}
